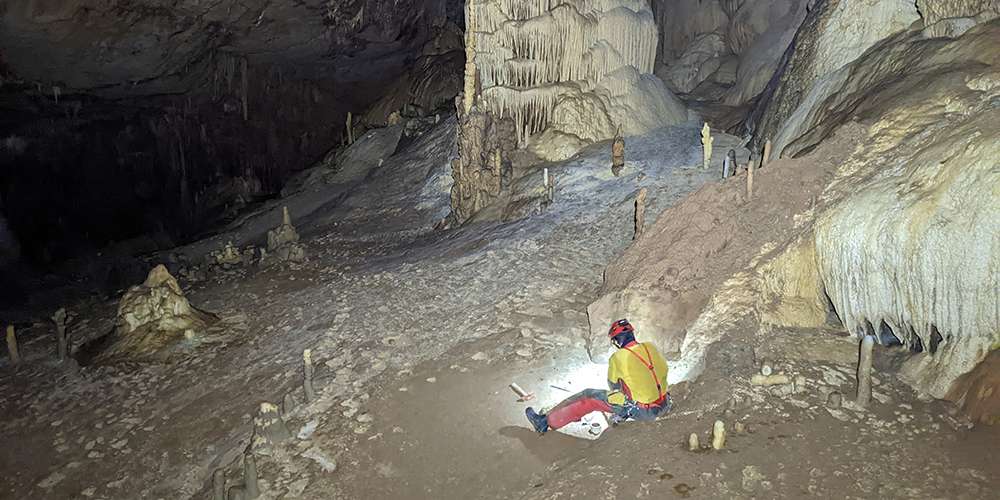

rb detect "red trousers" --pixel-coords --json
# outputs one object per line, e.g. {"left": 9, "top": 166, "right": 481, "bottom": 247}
{"left": 546, "top": 389, "right": 615, "bottom": 429}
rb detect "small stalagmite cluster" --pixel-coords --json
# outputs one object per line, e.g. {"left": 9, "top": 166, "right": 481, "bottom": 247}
{"left": 87, "top": 264, "right": 218, "bottom": 361}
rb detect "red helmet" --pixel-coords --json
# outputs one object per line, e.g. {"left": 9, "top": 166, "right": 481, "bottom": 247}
{"left": 608, "top": 319, "right": 634, "bottom": 338}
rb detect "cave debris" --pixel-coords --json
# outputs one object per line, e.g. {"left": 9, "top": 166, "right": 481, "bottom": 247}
{"left": 750, "top": 373, "right": 790, "bottom": 386}
{"left": 611, "top": 126, "right": 625, "bottom": 176}
{"left": 701, "top": 123, "right": 713, "bottom": 170}
{"left": 5, "top": 325, "right": 21, "bottom": 365}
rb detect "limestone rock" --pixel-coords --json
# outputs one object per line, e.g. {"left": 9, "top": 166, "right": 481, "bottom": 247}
{"left": 663, "top": 33, "right": 726, "bottom": 93}
{"left": 749, "top": 0, "right": 920, "bottom": 151}
{"left": 472, "top": 0, "right": 687, "bottom": 163}
{"left": 116, "top": 265, "right": 211, "bottom": 337}
{"left": 918, "top": 0, "right": 1000, "bottom": 38}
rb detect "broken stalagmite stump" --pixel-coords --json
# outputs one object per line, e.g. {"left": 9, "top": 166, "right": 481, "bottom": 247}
{"left": 701, "top": 123, "right": 713, "bottom": 170}
{"left": 712, "top": 420, "right": 726, "bottom": 450}
{"left": 53, "top": 308, "right": 70, "bottom": 362}
{"left": 857, "top": 334, "right": 876, "bottom": 408}
{"left": 6, "top": 325, "right": 21, "bottom": 365}
{"left": 723, "top": 149, "right": 736, "bottom": 178}
{"left": 688, "top": 433, "right": 700, "bottom": 451}
{"left": 303, "top": 349, "right": 316, "bottom": 403}
{"left": 762, "top": 140, "right": 772, "bottom": 167}
{"left": 827, "top": 391, "right": 843, "bottom": 408}
{"left": 759, "top": 359, "right": 773, "bottom": 376}
{"left": 611, "top": 126, "right": 625, "bottom": 176}
{"left": 252, "top": 402, "right": 292, "bottom": 452}
{"left": 634, "top": 188, "right": 647, "bottom": 239}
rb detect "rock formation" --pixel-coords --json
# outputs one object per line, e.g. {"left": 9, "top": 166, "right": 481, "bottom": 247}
{"left": 93, "top": 264, "right": 217, "bottom": 361}
{"left": 266, "top": 207, "right": 306, "bottom": 263}
{"left": 450, "top": 102, "right": 517, "bottom": 225}
{"left": 467, "top": 0, "right": 687, "bottom": 162}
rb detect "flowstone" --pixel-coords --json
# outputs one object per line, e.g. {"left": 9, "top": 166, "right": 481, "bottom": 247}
{"left": 466, "top": 0, "right": 687, "bottom": 161}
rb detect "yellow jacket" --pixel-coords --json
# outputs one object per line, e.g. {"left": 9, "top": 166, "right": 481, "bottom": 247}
{"left": 607, "top": 342, "right": 668, "bottom": 406}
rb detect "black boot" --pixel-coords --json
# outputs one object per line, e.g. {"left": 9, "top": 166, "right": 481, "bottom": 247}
{"left": 525, "top": 407, "right": 549, "bottom": 434}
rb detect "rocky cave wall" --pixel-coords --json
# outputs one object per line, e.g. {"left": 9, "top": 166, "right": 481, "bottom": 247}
{"left": 0, "top": 0, "right": 459, "bottom": 264}
{"left": 467, "top": 0, "right": 688, "bottom": 162}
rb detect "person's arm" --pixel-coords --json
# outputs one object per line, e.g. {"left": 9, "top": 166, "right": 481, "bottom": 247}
{"left": 607, "top": 355, "right": 626, "bottom": 405}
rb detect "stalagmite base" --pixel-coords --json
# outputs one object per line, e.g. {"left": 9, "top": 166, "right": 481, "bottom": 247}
{"left": 856, "top": 335, "right": 876, "bottom": 408}
{"left": 6, "top": 325, "right": 21, "bottom": 365}
{"left": 634, "top": 188, "right": 647, "bottom": 239}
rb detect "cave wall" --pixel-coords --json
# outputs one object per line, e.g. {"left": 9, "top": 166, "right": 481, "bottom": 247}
{"left": 0, "top": 0, "right": 458, "bottom": 264}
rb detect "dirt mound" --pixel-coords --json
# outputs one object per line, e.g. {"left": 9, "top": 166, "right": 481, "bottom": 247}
{"left": 587, "top": 125, "right": 863, "bottom": 359}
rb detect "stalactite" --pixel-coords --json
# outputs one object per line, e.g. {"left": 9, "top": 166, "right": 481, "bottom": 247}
{"left": 471, "top": 0, "right": 659, "bottom": 144}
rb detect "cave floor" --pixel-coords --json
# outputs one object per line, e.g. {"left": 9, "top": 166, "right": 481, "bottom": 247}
{"left": 0, "top": 120, "right": 997, "bottom": 499}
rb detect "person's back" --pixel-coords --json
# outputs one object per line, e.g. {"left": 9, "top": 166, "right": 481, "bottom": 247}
{"left": 607, "top": 341, "right": 668, "bottom": 407}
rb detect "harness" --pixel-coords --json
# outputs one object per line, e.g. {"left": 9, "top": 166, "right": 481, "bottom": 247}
{"left": 622, "top": 343, "right": 667, "bottom": 409}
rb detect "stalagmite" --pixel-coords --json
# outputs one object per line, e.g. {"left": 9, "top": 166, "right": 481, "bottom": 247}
{"left": 856, "top": 335, "right": 876, "bottom": 408}
{"left": 711, "top": 420, "right": 726, "bottom": 450}
{"left": 6, "top": 325, "right": 21, "bottom": 365}
{"left": 762, "top": 140, "right": 772, "bottom": 167}
{"left": 634, "top": 188, "right": 647, "bottom": 239}
{"left": 746, "top": 161, "right": 755, "bottom": 200}
{"left": 303, "top": 349, "right": 316, "bottom": 403}
{"left": 701, "top": 123, "right": 713, "bottom": 170}
{"left": 227, "top": 486, "right": 246, "bottom": 500}
{"left": 251, "top": 402, "right": 292, "bottom": 452}
{"left": 611, "top": 126, "right": 625, "bottom": 176}
{"left": 52, "top": 308, "right": 70, "bottom": 362}
{"left": 723, "top": 149, "right": 736, "bottom": 178}
{"left": 244, "top": 452, "right": 260, "bottom": 499}
{"left": 688, "top": 432, "right": 700, "bottom": 451}
{"left": 463, "top": 1, "right": 478, "bottom": 114}
{"left": 212, "top": 469, "right": 226, "bottom": 500}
